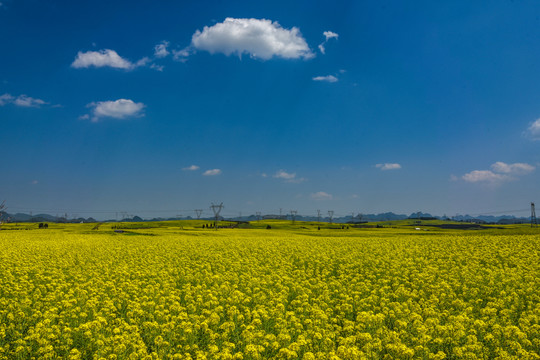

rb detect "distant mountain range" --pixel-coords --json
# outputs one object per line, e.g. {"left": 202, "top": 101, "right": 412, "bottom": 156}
{"left": 0, "top": 211, "right": 531, "bottom": 224}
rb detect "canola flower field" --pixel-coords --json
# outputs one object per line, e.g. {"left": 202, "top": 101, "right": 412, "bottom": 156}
{"left": 1, "top": 222, "right": 540, "bottom": 359}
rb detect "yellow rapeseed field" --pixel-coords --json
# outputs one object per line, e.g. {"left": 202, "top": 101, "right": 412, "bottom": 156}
{"left": 1, "top": 225, "right": 539, "bottom": 359}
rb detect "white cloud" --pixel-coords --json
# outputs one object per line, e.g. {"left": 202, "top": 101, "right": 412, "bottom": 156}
{"left": 185, "top": 18, "right": 314, "bottom": 60}
{"left": 0, "top": 93, "right": 14, "bottom": 106}
{"left": 462, "top": 170, "right": 510, "bottom": 184}
{"left": 14, "top": 95, "right": 47, "bottom": 107}
{"left": 173, "top": 48, "right": 193, "bottom": 62}
{"left": 183, "top": 165, "right": 200, "bottom": 171}
{"left": 273, "top": 169, "right": 306, "bottom": 183}
{"left": 72, "top": 49, "right": 143, "bottom": 70}
{"left": 203, "top": 169, "right": 222, "bottom": 176}
{"left": 461, "top": 161, "right": 535, "bottom": 185}
{"left": 311, "top": 191, "right": 333, "bottom": 200}
{"left": 154, "top": 41, "right": 170, "bottom": 58}
{"left": 0, "top": 93, "right": 48, "bottom": 107}
{"left": 323, "top": 31, "right": 339, "bottom": 41}
{"left": 491, "top": 161, "right": 535, "bottom": 175}
{"left": 135, "top": 57, "right": 150, "bottom": 67}
{"left": 150, "top": 63, "right": 164, "bottom": 72}
{"left": 318, "top": 30, "right": 339, "bottom": 54}
{"left": 85, "top": 99, "right": 145, "bottom": 122}
{"left": 273, "top": 170, "right": 296, "bottom": 180}
{"left": 376, "top": 163, "right": 402, "bottom": 171}
{"left": 525, "top": 118, "right": 540, "bottom": 141}
{"left": 312, "top": 75, "right": 338, "bottom": 83}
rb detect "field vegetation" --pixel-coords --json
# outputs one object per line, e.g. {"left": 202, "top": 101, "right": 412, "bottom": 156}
{"left": 0, "top": 220, "right": 539, "bottom": 359}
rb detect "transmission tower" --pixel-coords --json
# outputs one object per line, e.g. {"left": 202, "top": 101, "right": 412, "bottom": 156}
{"left": 255, "top": 212, "right": 261, "bottom": 221}
{"left": 279, "top": 208, "right": 283, "bottom": 219}
{"left": 210, "top": 203, "right": 223, "bottom": 230}
{"left": 328, "top": 210, "right": 334, "bottom": 224}
{"left": 0, "top": 200, "right": 6, "bottom": 228}
{"left": 290, "top": 210, "right": 297, "bottom": 224}
{"left": 532, "top": 202, "right": 537, "bottom": 228}
{"left": 194, "top": 209, "right": 203, "bottom": 220}
{"left": 317, "top": 209, "right": 321, "bottom": 223}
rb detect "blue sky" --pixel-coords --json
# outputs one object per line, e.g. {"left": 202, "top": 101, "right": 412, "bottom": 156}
{"left": 1, "top": 0, "right": 540, "bottom": 220}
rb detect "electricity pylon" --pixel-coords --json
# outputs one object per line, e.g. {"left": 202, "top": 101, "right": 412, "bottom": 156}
{"left": 290, "top": 210, "right": 297, "bottom": 224}
{"left": 194, "top": 209, "right": 203, "bottom": 220}
{"left": 532, "top": 202, "right": 537, "bottom": 228}
{"left": 328, "top": 210, "right": 334, "bottom": 224}
{"left": 210, "top": 203, "right": 223, "bottom": 230}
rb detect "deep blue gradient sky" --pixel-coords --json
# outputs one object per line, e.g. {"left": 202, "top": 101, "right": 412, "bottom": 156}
{"left": 1, "top": 0, "right": 540, "bottom": 219}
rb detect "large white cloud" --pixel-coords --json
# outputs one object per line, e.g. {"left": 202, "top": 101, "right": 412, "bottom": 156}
{"left": 71, "top": 49, "right": 147, "bottom": 70}
{"left": 85, "top": 99, "right": 145, "bottom": 122}
{"left": 376, "top": 163, "right": 402, "bottom": 171}
{"left": 0, "top": 93, "right": 47, "bottom": 107}
{"left": 462, "top": 161, "right": 535, "bottom": 184}
{"left": 184, "top": 18, "right": 314, "bottom": 60}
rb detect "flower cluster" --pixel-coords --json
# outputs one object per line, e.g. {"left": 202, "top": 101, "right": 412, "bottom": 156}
{"left": 0, "top": 230, "right": 539, "bottom": 359}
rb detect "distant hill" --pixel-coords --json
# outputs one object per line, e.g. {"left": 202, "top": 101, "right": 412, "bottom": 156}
{"left": 1, "top": 211, "right": 531, "bottom": 224}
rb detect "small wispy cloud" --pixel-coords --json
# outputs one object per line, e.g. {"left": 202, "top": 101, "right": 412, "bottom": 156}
{"left": 490, "top": 161, "right": 534, "bottom": 175}
{"left": 376, "top": 163, "right": 402, "bottom": 171}
{"left": 462, "top": 170, "right": 510, "bottom": 184}
{"left": 183, "top": 165, "right": 200, "bottom": 171}
{"left": 273, "top": 170, "right": 306, "bottom": 183}
{"left": 318, "top": 30, "right": 339, "bottom": 54}
{"left": 83, "top": 99, "right": 145, "bottom": 122}
{"left": 154, "top": 41, "right": 170, "bottom": 58}
{"left": 0, "top": 93, "right": 48, "bottom": 108}
{"left": 312, "top": 75, "right": 338, "bottom": 83}
{"left": 310, "top": 191, "right": 333, "bottom": 200}
{"left": 203, "top": 169, "right": 222, "bottom": 176}
{"left": 525, "top": 118, "right": 540, "bottom": 141}
{"left": 71, "top": 49, "right": 148, "bottom": 70}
